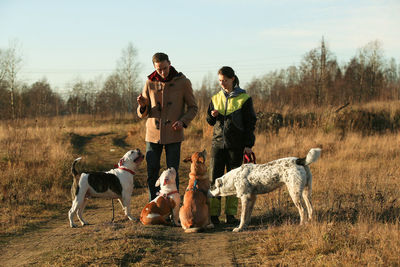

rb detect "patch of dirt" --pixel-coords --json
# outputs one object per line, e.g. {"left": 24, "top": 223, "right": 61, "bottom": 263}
{"left": 0, "top": 198, "right": 238, "bottom": 266}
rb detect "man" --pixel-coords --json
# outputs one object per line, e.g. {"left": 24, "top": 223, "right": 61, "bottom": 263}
{"left": 137, "top": 52, "right": 198, "bottom": 200}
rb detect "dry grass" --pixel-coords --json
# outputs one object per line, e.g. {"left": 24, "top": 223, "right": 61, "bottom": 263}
{"left": 0, "top": 103, "right": 399, "bottom": 266}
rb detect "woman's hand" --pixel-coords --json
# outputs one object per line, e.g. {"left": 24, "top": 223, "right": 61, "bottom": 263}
{"left": 211, "top": 110, "right": 219, "bottom": 117}
{"left": 244, "top": 147, "right": 253, "bottom": 154}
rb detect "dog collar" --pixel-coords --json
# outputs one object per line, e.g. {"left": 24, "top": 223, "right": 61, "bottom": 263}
{"left": 114, "top": 163, "right": 136, "bottom": 175}
{"left": 186, "top": 180, "right": 208, "bottom": 196}
{"left": 158, "top": 190, "right": 179, "bottom": 198}
{"left": 118, "top": 166, "right": 135, "bottom": 175}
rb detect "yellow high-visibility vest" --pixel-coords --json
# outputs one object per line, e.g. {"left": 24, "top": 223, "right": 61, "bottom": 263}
{"left": 211, "top": 90, "right": 250, "bottom": 116}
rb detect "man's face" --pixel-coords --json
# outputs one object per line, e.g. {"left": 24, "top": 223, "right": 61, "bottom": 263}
{"left": 154, "top": 60, "right": 170, "bottom": 79}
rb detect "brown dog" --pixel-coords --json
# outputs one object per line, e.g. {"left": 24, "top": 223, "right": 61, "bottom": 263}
{"left": 179, "top": 150, "right": 212, "bottom": 233}
{"left": 140, "top": 168, "right": 180, "bottom": 226}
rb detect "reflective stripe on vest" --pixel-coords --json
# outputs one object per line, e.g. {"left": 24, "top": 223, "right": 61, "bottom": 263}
{"left": 211, "top": 90, "right": 250, "bottom": 116}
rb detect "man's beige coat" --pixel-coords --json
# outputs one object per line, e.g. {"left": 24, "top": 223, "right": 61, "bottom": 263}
{"left": 137, "top": 74, "right": 198, "bottom": 144}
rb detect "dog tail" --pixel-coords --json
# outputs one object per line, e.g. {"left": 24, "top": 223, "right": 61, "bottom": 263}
{"left": 296, "top": 148, "right": 321, "bottom": 166}
{"left": 184, "top": 227, "right": 203, "bottom": 233}
{"left": 71, "top": 157, "right": 82, "bottom": 177}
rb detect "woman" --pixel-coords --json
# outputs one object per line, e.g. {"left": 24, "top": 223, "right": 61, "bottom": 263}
{"left": 206, "top": 66, "right": 257, "bottom": 224}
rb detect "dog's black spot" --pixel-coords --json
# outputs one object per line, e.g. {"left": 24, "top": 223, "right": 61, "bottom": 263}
{"left": 88, "top": 173, "right": 123, "bottom": 195}
{"left": 296, "top": 158, "right": 306, "bottom": 166}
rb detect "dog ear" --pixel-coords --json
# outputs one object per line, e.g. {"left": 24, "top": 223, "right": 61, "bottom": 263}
{"left": 155, "top": 178, "right": 161, "bottom": 187}
{"left": 201, "top": 149, "right": 207, "bottom": 160}
{"left": 183, "top": 156, "right": 192, "bottom": 163}
{"left": 198, "top": 156, "right": 205, "bottom": 164}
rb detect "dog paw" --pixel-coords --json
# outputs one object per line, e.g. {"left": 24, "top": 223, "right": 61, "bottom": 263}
{"left": 233, "top": 227, "right": 243, "bottom": 232}
{"left": 206, "top": 223, "right": 214, "bottom": 229}
{"left": 127, "top": 215, "right": 137, "bottom": 221}
{"left": 70, "top": 224, "right": 77, "bottom": 228}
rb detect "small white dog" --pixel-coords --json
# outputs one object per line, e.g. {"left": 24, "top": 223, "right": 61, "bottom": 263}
{"left": 210, "top": 148, "right": 321, "bottom": 232}
{"left": 140, "top": 168, "right": 181, "bottom": 226}
{"left": 68, "top": 149, "right": 144, "bottom": 228}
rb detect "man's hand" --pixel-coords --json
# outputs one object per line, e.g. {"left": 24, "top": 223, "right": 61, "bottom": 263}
{"left": 172, "top": 121, "right": 184, "bottom": 131}
{"left": 211, "top": 110, "right": 219, "bottom": 117}
{"left": 137, "top": 93, "right": 147, "bottom": 107}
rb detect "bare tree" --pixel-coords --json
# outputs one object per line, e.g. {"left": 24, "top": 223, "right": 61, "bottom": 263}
{"left": 2, "top": 40, "right": 22, "bottom": 119}
{"left": 116, "top": 42, "right": 141, "bottom": 112}
{"left": 300, "top": 37, "right": 336, "bottom": 106}
{"left": 0, "top": 49, "right": 7, "bottom": 84}
{"left": 195, "top": 72, "right": 219, "bottom": 110}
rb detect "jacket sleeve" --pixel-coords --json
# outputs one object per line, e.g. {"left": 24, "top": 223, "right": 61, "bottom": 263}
{"left": 242, "top": 97, "right": 257, "bottom": 148}
{"left": 179, "top": 79, "right": 198, "bottom": 127}
{"left": 136, "top": 81, "right": 150, "bottom": 118}
{"left": 206, "top": 101, "right": 216, "bottom": 126}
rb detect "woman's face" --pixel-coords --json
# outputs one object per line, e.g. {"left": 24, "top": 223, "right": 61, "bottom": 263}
{"left": 218, "top": 74, "right": 235, "bottom": 92}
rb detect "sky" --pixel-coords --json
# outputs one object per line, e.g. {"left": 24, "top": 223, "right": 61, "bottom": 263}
{"left": 1, "top": 0, "right": 399, "bottom": 96}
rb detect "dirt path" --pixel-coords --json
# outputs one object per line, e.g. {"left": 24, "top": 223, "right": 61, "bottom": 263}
{"left": 175, "top": 232, "right": 237, "bottom": 266}
{"left": 0, "top": 199, "right": 239, "bottom": 266}
{"left": 0, "top": 218, "right": 71, "bottom": 266}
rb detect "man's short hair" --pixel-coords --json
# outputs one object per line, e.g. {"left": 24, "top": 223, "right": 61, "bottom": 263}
{"left": 152, "top": 52, "right": 170, "bottom": 64}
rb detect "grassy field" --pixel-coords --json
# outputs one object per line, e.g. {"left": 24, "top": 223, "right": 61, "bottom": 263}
{"left": 0, "top": 104, "right": 399, "bottom": 266}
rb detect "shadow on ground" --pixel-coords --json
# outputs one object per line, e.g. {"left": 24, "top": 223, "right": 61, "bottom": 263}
{"left": 69, "top": 132, "right": 113, "bottom": 154}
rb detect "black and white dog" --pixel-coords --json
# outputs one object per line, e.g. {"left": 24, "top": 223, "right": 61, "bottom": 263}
{"left": 210, "top": 148, "right": 321, "bottom": 232}
{"left": 68, "top": 149, "right": 144, "bottom": 228}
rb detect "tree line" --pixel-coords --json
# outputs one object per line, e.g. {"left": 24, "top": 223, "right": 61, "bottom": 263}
{"left": 0, "top": 38, "right": 399, "bottom": 120}
{"left": 246, "top": 39, "right": 399, "bottom": 109}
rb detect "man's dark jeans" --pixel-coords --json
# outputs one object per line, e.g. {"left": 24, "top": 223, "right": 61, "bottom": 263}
{"left": 146, "top": 142, "right": 181, "bottom": 201}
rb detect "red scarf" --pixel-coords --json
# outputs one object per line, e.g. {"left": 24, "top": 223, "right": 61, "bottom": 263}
{"left": 148, "top": 66, "right": 179, "bottom": 83}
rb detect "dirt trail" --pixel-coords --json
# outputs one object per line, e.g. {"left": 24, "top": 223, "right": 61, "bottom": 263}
{"left": 0, "top": 200, "right": 238, "bottom": 266}
{"left": 175, "top": 232, "right": 237, "bottom": 266}
{"left": 0, "top": 218, "right": 74, "bottom": 266}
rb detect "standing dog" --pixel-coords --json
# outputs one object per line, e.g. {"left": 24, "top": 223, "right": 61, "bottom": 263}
{"left": 179, "top": 150, "right": 212, "bottom": 233}
{"left": 140, "top": 167, "right": 181, "bottom": 226}
{"left": 68, "top": 149, "right": 144, "bottom": 228}
{"left": 210, "top": 148, "right": 321, "bottom": 232}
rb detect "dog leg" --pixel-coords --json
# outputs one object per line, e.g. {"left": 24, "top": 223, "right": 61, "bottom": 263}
{"left": 246, "top": 194, "right": 257, "bottom": 224}
{"left": 288, "top": 189, "right": 306, "bottom": 225}
{"left": 172, "top": 206, "right": 181, "bottom": 226}
{"left": 77, "top": 198, "right": 89, "bottom": 226}
{"left": 120, "top": 194, "right": 135, "bottom": 221}
{"left": 68, "top": 200, "right": 78, "bottom": 228}
{"left": 302, "top": 187, "right": 313, "bottom": 222}
{"left": 233, "top": 195, "right": 252, "bottom": 232}
{"left": 206, "top": 200, "right": 214, "bottom": 229}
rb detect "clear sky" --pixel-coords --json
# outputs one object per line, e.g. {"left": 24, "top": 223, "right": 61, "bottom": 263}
{"left": 1, "top": 0, "right": 399, "bottom": 95}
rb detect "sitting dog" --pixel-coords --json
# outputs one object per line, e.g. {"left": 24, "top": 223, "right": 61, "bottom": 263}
{"left": 179, "top": 150, "right": 212, "bottom": 233}
{"left": 140, "top": 167, "right": 180, "bottom": 226}
{"left": 68, "top": 149, "right": 144, "bottom": 228}
{"left": 210, "top": 148, "right": 321, "bottom": 232}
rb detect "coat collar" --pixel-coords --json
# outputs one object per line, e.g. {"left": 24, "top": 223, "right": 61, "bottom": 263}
{"left": 148, "top": 66, "right": 180, "bottom": 83}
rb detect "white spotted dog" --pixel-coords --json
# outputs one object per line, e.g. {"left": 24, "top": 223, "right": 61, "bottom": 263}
{"left": 209, "top": 148, "right": 321, "bottom": 232}
{"left": 68, "top": 149, "right": 144, "bottom": 228}
{"left": 140, "top": 168, "right": 181, "bottom": 226}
